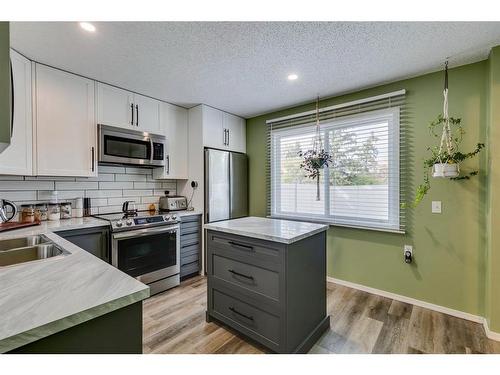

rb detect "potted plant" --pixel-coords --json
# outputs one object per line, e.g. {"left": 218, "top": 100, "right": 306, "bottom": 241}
{"left": 298, "top": 148, "right": 333, "bottom": 201}
{"left": 407, "top": 114, "right": 484, "bottom": 207}
{"left": 406, "top": 61, "right": 485, "bottom": 208}
{"left": 298, "top": 97, "right": 333, "bottom": 201}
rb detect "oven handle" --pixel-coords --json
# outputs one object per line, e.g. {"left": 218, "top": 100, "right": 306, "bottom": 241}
{"left": 113, "top": 225, "right": 179, "bottom": 240}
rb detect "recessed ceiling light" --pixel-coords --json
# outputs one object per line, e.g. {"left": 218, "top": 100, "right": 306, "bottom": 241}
{"left": 287, "top": 74, "right": 298, "bottom": 81}
{"left": 79, "top": 22, "right": 96, "bottom": 33}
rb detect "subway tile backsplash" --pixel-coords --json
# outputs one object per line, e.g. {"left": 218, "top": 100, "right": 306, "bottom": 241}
{"left": 0, "top": 166, "right": 177, "bottom": 215}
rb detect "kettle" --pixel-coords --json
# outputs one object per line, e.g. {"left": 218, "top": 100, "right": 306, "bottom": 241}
{"left": 0, "top": 199, "right": 18, "bottom": 223}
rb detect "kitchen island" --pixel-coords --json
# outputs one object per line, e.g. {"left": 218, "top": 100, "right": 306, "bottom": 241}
{"left": 204, "top": 216, "right": 329, "bottom": 353}
{"left": 0, "top": 218, "right": 149, "bottom": 354}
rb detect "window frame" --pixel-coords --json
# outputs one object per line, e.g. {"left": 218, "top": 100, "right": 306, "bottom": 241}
{"left": 270, "top": 106, "right": 401, "bottom": 232}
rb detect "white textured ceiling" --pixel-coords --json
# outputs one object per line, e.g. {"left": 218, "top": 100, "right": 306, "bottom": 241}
{"left": 10, "top": 22, "right": 500, "bottom": 118}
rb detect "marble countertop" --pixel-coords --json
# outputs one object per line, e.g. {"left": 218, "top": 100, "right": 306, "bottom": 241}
{"left": 0, "top": 217, "right": 149, "bottom": 353}
{"left": 204, "top": 216, "right": 328, "bottom": 244}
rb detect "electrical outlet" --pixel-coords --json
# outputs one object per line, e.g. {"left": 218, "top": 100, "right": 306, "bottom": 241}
{"left": 404, "top": 245, "right": 413, "bottom": 264}
{"left": 432, "top": 201, "right": 442, "bottom": 213}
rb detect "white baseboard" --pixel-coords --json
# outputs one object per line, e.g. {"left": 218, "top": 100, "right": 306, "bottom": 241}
{"left": 327, "top": 276, "right": 500, "bottom": 342}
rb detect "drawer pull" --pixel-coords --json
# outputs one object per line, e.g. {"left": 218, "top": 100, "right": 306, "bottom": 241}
{"left": 229, "top": 306, "right": 254, "bottom": 321}
{"left": 228, "top": 269, "right": 254, "bottom": 280}
{"left": 228, "top": 241, "right": 254, "bottom": 251}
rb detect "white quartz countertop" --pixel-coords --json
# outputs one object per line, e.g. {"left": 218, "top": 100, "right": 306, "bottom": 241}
{"left": 0, "top": 217, "right": 149, "bottom": 353}
{"left": 204, "top": 216, "right": 328, "bottom": 244}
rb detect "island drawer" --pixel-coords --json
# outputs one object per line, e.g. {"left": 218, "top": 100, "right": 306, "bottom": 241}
{"left": 206, "top": 231, "right": 282, "bottom": 269}
{"left": 212, "top": 288, "right": 280, "bottom": 344}
{"left": 212, "top": 254, "right": 280, "bottom": 301}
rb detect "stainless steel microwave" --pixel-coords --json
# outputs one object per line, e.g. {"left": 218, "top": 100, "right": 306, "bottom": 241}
{"left": 98, "top": 124, "right": 165, "bottom": 167}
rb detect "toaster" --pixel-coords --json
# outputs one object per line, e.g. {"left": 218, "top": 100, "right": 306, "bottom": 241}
{"left": 159, "top": 195, "right": 188, "bottom": 211}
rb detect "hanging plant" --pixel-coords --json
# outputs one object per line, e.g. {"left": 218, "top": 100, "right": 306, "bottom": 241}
{"left": 298, "top": 97, "right": 333, "bottom": 201}
{"left": 406, "top": 61, "right": 485, "bottom": 208}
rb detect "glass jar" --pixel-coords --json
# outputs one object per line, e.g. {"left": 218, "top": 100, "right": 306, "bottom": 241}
{"left": 20, "top": 204, "right": 35, "bottom": 223}
{"left": 48, "top": 204, "right": 60, "bottom": 221}
{"left": 60, "top": 202, "right": 72, "bottom": 219}
{"left": 35, "top": 203, "right": 48, "bottom": 221}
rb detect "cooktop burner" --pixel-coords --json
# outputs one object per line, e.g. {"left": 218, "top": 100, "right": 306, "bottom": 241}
{"left": 94, "top": 210, "right": 179, "bottom": 231}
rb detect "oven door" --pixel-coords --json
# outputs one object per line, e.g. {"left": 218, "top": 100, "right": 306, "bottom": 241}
{"left": 112, "top": 225, "right": 180, "bottom": 284}
{"left": 98, "top": 124, "right": 165, "bottom": 167}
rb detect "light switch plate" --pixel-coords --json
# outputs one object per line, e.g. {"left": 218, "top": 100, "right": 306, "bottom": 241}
{"left": 432, "top": 201, "right": 442, "bottom": 213}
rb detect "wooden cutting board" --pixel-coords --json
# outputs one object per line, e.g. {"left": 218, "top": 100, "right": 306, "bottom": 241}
{"left": 0, "top": 221, "right": 41, "bottom": 233}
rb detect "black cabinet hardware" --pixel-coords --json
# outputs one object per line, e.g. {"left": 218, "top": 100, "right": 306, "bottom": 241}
{"left": 229, "top": 306, "right": 254, "bottom": 321}
{"left": 166, "top": 155, "right": 170, "bottom": 174}
{"left": 228, "top": 241, "right": 254, "bottom": 251}
{"left": 227, "top": 129, "right": 230, "bottom": 146}
{"left": 228, "top": 269, "right": 254, "bottom": 280}
{"left": 135, "top": 104, "right": 139, "bottom": 126}
{"left": 130, "top": 103, "right": 134, "bottom": 125}
{"left": 91, "top": 147, "right": 95, "bottom": 172}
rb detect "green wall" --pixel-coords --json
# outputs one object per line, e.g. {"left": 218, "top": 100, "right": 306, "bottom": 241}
{"left": 486, "top": 46, "right": 500, "bottom": 331}
{"left": 247, "top": 60, "right": 489, "bottom": 318}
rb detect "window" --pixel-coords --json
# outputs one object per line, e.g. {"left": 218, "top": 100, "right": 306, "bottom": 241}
{"left": 270, "top": 107, "right": 400, "bottom": 232}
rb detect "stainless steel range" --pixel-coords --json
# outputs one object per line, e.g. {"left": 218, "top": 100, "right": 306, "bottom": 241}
{"left": 94, "top": 207, "right": 180, "bottom": 295}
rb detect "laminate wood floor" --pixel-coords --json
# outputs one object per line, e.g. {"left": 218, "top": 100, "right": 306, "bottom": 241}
{"left": 142, "top": 276, "right": 500, "bottom": 354}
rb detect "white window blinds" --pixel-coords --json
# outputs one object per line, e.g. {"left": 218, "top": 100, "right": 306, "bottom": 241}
{"left": 267, "top": 91, "right": 406, "bottom": 233}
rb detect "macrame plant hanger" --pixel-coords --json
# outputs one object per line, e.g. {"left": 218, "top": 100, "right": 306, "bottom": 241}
{"left": 313, "top": 96, "right": 322, "bottom": 199}
{"left": 434, "top": 61, "right": 459, "bottom": 177}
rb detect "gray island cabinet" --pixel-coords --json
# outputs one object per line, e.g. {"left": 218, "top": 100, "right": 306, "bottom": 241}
{"left": 204, "top": 216, "right": 329, "bottom": 353}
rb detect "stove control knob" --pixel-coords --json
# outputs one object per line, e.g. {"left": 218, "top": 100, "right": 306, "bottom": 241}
{"left": 115, "top": 220, "right": 123, "bottom": 227}
{"left": 165, "top": 216, "right": 171, "bottom": 221}
{"left": 171, "top": 215, "right": 178, "bottom": 221}
{"left": 126, "top": 219, "right": 133, "bottom": 226}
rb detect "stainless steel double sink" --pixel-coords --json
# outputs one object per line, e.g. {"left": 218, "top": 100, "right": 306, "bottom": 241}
{"left": 0, "top": 235, "right": 69, "bottom": 267}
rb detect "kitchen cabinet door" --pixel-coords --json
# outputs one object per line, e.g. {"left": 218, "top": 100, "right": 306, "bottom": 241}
{"left": 153, "top": 102, "right": 188, "bottom": 180}
{"left": 133, "top": 93, "right": 160, "bottom": 133}
{"left": 202, "top": 105, "right": 225, "bottom": 149}
{"left": 35, "top": 64, "right": 97, "bottom": 177}
{"left": 224, "top": 112, "right": 246, "bottom": 153}
{"left": 0, "top": 49, "right": 33, "bottom": 175}
{"left": 97, "top": 82, "right": 134, "bottom": 129}
{"left": 56, "top": 226, "right": 110, "bottom": 263}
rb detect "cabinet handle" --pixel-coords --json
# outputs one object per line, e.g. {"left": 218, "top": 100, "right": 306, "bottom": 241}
{"left": 228, "top": 269, "right": 254, "bottom": 280}
{"left": 228, "top": 240, "right": 254, "bottom": 251}
{"left": 166, "top": 155, "right": 170, "bottom": 174}
{"left": 91, "top": 147, "right": 95, "bottom": 172}
{"left": 135, "top": 104, "right": 139, "bottom": 126}
{"left": 227, "top": 129, "right": 230, "bottom": 146}
{"left": 222, "top": 129, "right": 226, "bottom": 145}
{"left": 130, "top": 103, "right": 134, "bottom": 125}
{"left": 229, "top": 306, "right": 254, "bottom": 321}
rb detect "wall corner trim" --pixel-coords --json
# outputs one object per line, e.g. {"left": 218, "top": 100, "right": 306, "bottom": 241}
{"left": 327, "top": 276, "right": 500, "bottom": 342}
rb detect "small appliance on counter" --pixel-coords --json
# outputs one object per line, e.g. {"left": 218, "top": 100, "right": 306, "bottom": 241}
{"left": 159, "top": 192, "right": 188, "bottom": 212}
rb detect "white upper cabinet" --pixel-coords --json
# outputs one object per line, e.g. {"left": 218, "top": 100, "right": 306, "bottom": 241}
{"left": 34, "top": 64, "right": 97, "bottom": 177}
{"left": 223, "top": 112, "right": 246, "bottom": 153}
{"left": 200, "top": 105, "right": 245, "bottom": 152}
{"left": 202, "top": 105, "right": 225, "bottom": 149}
{"left": 97, "top": 83, "right": 133, "bottom": 129}
{"left": 153, "top": 103, "right": 188, "bottom": 180}
{"left": 0, "top": 50, "right": 33, "bottom": 176}
{"left": 133, "top": 93, "right": 160, "bottom": 133}
{"left": 97, "top": 82, "right": 160, "bottom": 133}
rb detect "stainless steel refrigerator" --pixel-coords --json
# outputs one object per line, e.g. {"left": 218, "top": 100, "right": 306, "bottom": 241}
{"left": 204, "top": 148, "right": 248, "bottom": 223}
